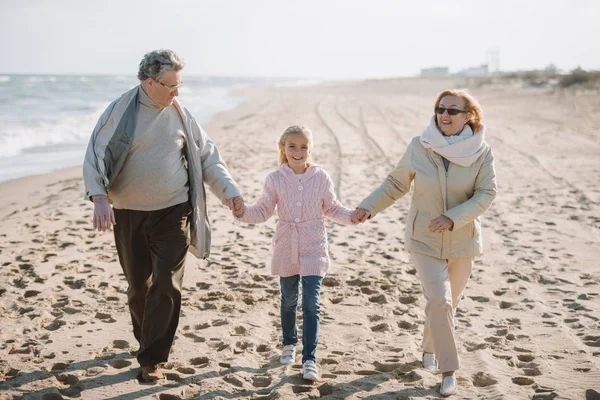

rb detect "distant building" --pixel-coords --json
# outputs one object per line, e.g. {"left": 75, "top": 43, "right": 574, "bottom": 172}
{"left": 420, "top": 67, "right": 449, "bottom": 77}
{"left": 455, "top": 64, "right": 489, "bottom": 77}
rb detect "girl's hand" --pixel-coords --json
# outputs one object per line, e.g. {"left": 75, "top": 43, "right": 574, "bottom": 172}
{"left": 351, "top": 208, "right": 370, "bottom": 224}
{"left": 232, "top": 197, "right": 245, "bottom": 218}
{"left": 428, "top": 215, "right": 454, "bottom": 233}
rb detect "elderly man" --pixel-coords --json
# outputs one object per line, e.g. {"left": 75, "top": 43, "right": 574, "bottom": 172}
{"left": 83, "top": 49, "right": 243, "bottom": 382}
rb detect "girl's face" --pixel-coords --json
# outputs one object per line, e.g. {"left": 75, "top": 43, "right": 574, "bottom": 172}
{"left": 435, "top": 95, "right": 471, "bottom": 136}
{"left": 284, "top": 133, "right": 311, "bottom": 172}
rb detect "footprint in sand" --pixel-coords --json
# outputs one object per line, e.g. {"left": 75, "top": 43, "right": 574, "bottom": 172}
{"left": 54, "top": 374, "right": 83, "bottom": 396}
{"left": 472, "top": 371, "right": 498, "bottom": 387}
{"left": 109, "top": 359, "right": 132, "bottom": 369}
{"left": 369, "top": 294, "right": 388, "bottom": 304}
{"left": 183, "top": 332, "right": 206, "bottom": 343}
{"left": 158, "top": 394, "right": 183, "bottom": 400}
{"left": 361, "top": 287, "right": 379, "bottom": 295}
{"left": 512, "top": 376, "right": 535, "bottom": 386}
{"left": 211, "top": 318, "right": 229, "bottom": 327}
{"left": 223, "top": 374, "right": 246, "bottom": 388}
{"left": 51, "top": 362, "right": 69, "bottom": 371}
{"left": 189, "top": 356, "right": 209, "bottom": 368}
{"left": 175, "top": 366, "right": 195, "bottom": 375}
{"left": 465, "top": 342, "right": 489, "bottom": 352}
{"left": 399, "top": 295, "right": 418, "bottom": 305}
{"left": 112, "top": 340, "right": 129, "bottom": 349}
{"left": 252, "top": 375, "right": 272, "bottom": 387}
{"left": 371, "top": 323, "right": 391, "bottom": 332}
{"left": 231, "top": 325, "right": 248, "bottom": 335}
{"left": 256, "top": 344, "right": 271, "bottom": 354}
{"left": 207, "top": 339, "right": 230, "bottom": 351}
{"left": 234, "top": 340, "right": 254, "bottom": 353}
{"left": 397, "top": 320, "right": 418, "bottom": 330}
{"left": 323, "top": 277, "right": 341, "bottom": 287}
{"left": 522, "top": 363, "right": 542, "bottom": 376}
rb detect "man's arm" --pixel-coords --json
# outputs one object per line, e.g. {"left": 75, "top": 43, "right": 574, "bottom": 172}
{"left": 195, "top": 124, "right": 241, "bottom": 203}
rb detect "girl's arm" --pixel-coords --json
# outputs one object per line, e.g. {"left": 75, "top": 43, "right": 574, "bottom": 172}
{"left": 358, "top": 141, "right": 416, "bottom": 218}
{"left": 322, "top": 172, "right": 356, "bottom": 225}
{"left": 236, "top": 174, "right": 278, "bottom": 224}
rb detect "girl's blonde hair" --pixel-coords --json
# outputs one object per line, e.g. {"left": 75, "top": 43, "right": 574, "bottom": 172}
{"left": 434, "top": 89, "right": 483, "bottom": 133}
{"left": 278, "top": 125, "right": 313, "bottom": 166}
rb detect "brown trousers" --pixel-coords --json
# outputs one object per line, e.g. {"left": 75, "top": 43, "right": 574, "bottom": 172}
{"left": 411, "top": 252, "right": 473, "bottom": 373}
{"left": 113, "top": 202, "right": 191, "bottom": 367}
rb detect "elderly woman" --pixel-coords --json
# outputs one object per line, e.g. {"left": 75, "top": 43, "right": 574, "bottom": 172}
{"left": 352, "top": 89, "right": 496, "bottom": 396}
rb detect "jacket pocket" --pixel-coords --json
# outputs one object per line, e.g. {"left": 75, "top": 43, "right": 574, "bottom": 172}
{"left": 411, "top": 211, "right": 436, "bottom": 244}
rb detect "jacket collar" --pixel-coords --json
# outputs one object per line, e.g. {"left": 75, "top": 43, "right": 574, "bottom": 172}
{"left": 278, "top": 163, "right": 319, "bottom": 184}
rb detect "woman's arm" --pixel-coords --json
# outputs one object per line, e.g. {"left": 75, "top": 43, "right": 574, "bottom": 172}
{"left": 443, "top": 148, "right": 497, "bottom": 230}
{"left": 236, "top": 174, "right": 278, "bottom": 224}
{"left": 358, "top": 142, "right": 415, "bottom": 218}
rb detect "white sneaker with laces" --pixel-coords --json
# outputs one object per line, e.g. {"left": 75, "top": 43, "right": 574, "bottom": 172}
{"left": 280, "top": 344, "right": 296, "bottom": 365}
{"left": 302, "top": 360, "right": 319, "bottom": 381}
{"left": 439, "top": 376, "right": 457, "bottom": 397}
{"left": 423, "top": 352, "right": 438, "bottom": 370}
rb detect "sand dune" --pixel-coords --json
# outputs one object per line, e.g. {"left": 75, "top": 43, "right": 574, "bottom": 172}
{"left": 1, "top": 78, "right": 599, "bottom": 399}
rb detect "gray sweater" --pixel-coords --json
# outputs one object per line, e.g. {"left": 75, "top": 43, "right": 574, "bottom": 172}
{"left": 108, "top": 87, "right": 189, "bottom": 210}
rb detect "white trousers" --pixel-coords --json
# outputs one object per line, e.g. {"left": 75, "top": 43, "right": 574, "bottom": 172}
{"left": 412, "top": 252, "right": 473, "bottom": 373}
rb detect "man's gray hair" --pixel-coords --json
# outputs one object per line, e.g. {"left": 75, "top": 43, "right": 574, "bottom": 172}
{"left": 137, "top": 49, "right": 185, "bottom": 82}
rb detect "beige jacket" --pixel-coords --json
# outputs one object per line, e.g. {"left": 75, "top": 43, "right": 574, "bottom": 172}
{"left": 359, "top": 132, "right": 497, "bottom": 259}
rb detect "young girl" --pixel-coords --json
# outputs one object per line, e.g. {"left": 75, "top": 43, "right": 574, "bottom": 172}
{"left": 234, "top": 125, "right": 355, "bottom": 381}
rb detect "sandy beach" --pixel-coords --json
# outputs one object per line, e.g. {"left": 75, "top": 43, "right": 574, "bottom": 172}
{"left": 1, "top": 78, "right": 599, "bottom": 399}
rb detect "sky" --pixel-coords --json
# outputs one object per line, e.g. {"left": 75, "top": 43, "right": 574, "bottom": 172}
{"left": 1, "top": 0, "right": 599, "bottom": 79}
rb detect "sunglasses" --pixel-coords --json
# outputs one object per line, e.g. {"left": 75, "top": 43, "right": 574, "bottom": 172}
{"left": 435, "top": 107, "right": 467, "bottom": 116}
{"left": 154, "top": 79, "right": 183, "bottom": 93}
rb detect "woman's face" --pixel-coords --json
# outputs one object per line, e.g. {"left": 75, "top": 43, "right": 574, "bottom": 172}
{"left": 435, "top": 95, "right": 471, "bottom": 136}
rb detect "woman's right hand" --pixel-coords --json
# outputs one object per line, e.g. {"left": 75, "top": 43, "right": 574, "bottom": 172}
{"left": 351, "top": 208, "right": 371, "bottom": 224}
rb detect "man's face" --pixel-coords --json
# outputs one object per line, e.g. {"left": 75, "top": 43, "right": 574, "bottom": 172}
{"left": 145, "top": 70, "right": 182, "bottom": 108}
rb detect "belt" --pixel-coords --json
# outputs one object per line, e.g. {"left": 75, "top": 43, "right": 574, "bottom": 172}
{"left": 273, "top": 218, "right": 324, "bottom": 266}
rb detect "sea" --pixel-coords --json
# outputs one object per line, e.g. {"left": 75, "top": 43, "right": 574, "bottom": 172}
{"left": 0, "top": 74, "right": 318, "bottom": 183}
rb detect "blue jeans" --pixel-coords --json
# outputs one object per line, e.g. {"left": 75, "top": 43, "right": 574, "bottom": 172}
{"left": 280, "top": 275, "right": 323, "bottom": 363}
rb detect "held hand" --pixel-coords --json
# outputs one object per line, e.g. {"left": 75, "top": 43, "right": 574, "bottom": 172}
{"left": 351, "top": 208, "right": 371, "bottom": 224}
{"left": 233, "top": 197, "right": 245, "bottom": 218}
{"left": 428, "top": 215, "right": 454, "bottom": 233}
{"left": 92, "top": 195, "right": 116, "bottom": 232}
{"left": 228, "top": 196, "right": 245, "bottom": 218}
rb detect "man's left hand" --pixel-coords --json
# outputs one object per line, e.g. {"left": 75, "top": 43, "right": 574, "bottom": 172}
{"left": 428, "top": 215, "right": 454, "bottom": 233}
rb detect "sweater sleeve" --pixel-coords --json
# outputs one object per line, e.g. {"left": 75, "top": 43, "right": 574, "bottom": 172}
{"left": 359, "top": 141, "right": 415, "bottom": 217}
{"left": 444, "top": 147, "right": 497, "bottom": 231}
{"left": 322, "top": 171, "right": 356, "bottom": 225}
{"left": 237, "top": 173, "right": 278, "bottom": 224}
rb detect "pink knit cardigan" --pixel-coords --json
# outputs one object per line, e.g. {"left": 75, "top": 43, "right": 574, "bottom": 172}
{"left": 237, "top": 164, "right": 355, "bottom": 277}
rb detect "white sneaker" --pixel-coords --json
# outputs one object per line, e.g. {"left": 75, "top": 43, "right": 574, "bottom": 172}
{"left": 302, "top": 360, "right": 319, "bottom": 381}
{"left": 423, "top": 352, "right": 438, "bottom": 370}
{"left": 280, "top": 344, "right": 296, "bottom": 365}
{"left": 440, "top": 376, "right": 457, "bottom": 397}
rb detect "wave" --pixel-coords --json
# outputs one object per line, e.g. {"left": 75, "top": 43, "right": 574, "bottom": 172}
{"left": 0, "top": 106, "right": 107, "bottom": 158}
{"left": 0, "top": 76, "right": 10, "bottom": 82}
{"left": 26, "top": 76, "right": 58, "bottom": 83}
